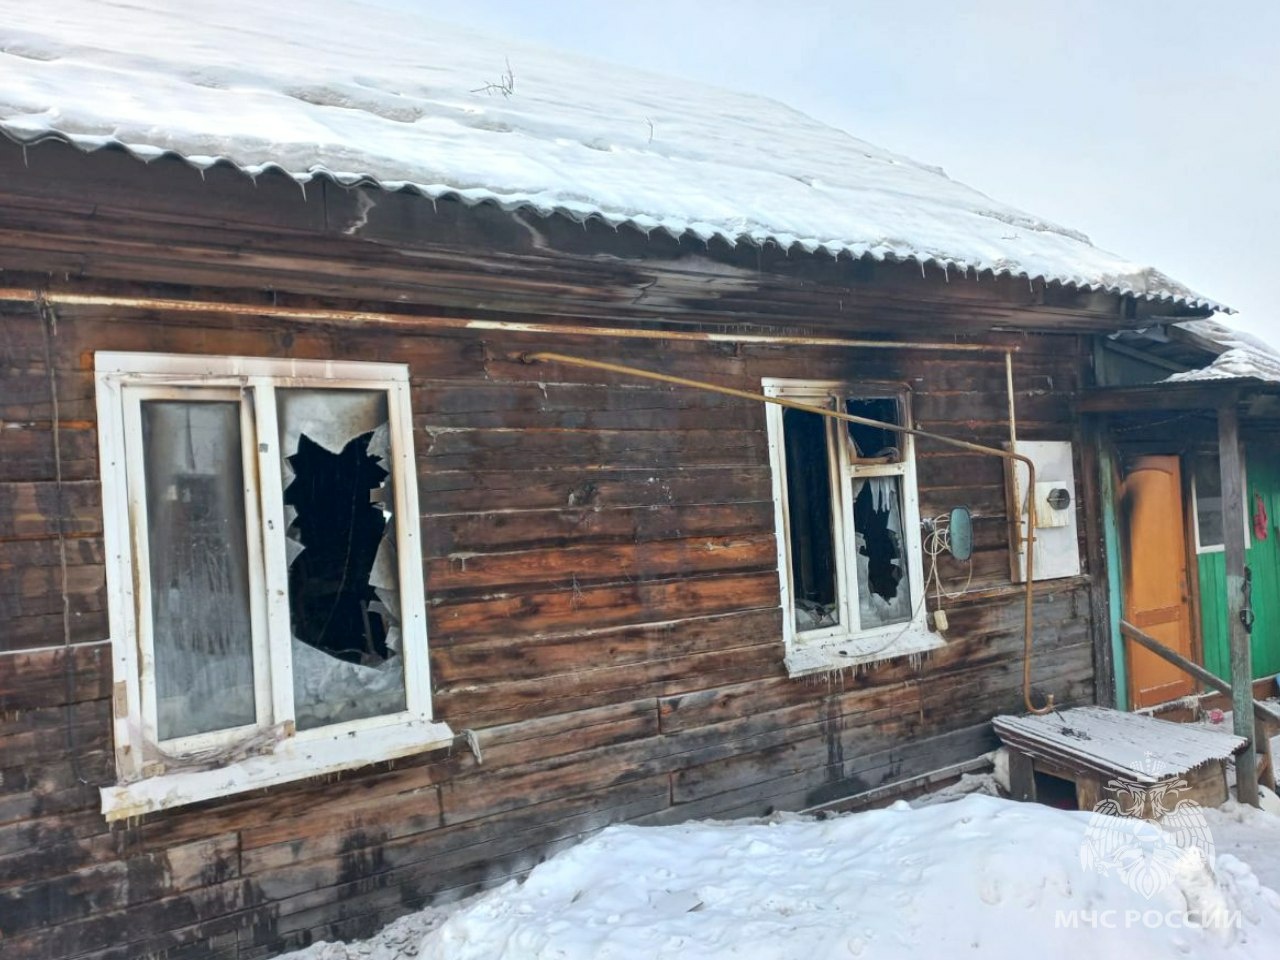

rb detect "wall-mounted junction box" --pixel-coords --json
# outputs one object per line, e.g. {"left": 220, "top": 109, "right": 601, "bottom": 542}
{"left": 1005, "top": 440, "right": 1081, "bottom": 582}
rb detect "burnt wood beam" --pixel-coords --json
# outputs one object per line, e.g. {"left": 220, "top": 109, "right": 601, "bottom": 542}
{"left": 1077, "top": 385, "right": 1243, "bottom": 413}
{"left": 1078, "top": 415, "right": 1115, "bottom": 707}
{"left": 1098, "top": 339, "right": 1193, "bottom": 373}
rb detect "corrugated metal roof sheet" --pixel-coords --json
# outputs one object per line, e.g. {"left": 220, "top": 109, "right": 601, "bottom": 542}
{"left": 1165, "top": 320, "right": 1280, "bottom": 384}
{"left": 0, "top": 0, "right": 1225, "bottom": 311}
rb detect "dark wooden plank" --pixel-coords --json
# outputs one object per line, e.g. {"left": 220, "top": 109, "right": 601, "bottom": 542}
{"left": 421, "top": 500, "right": 775, "bottom": 557}
{"left": 426, "top": 533, "right": 776, "bottom": 594}
{"left": 0, "top": 876, "right": 255, "bottom": 960}
{"left": 0, "top": 423, "right": 98, "bottom": 483}
{"left": 430, "top": 569, "right": 779, "bottom": 644}
{"left": 432, "top": 607, "right": 781, "bottom": 684}
{"left": 419, "top": 427, "right": 768, "bottom": 472}
{"left": 0, "top": 833, "right": 238, "bottom": 937}
{"left": 435, "top": 640, "right": 783, "bottom": 728}
{"left": 0, "top": 479, "right": 105, "bottom": 541}
{"left": 1007, "top": 749, "right": 1037, "bottom": 802}
{"left": 420, "top": 466, "right": 772, "bottom": 514}
{"left": 0, "top": 535, "right": 104, "bottom": 570}
{"left": 640, "top": 723, "right": 999, "bottom": 823}
{"left": 0, "top": 644, "right": 112, "bottom": 712}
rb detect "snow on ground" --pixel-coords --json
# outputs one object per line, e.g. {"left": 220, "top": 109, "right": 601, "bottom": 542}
{"left": 283, "top": 903, "right": 461, "bottom": 960}
{"left": 282, "top": 784, "right": 1280, "bottom": 960}
{"left": 1205, "top": 801, "right": 1280, "bottom": 895}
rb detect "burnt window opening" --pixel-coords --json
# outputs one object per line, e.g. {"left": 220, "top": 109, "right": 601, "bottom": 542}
{"left": 284, "top": 431, "right": 393, "bottom": 666}
{"left": 782, "top": 406, "right": 840, "bottom": 632}
{"left": 845, "top": 397, "right": 901, "bottom": 461}
{"left": 853, "top": 476, "right": 913, "bottom": 628}
{"left": 854, "top": 479, "right": 902, "bottom": 601}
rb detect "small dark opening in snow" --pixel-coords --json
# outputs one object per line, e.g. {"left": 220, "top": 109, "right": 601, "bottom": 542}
{"left": 284, "top": 431, "right": 393, "bottom": 665}
{"left": 1032, "top": 770, "right": 1079, "bottom": 810}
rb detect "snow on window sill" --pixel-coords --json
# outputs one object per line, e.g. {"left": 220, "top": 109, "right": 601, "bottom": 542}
{"left": 100, "top": 717, "right": 455, "bottom": 822}
{"left": 784, "top": 624, "right": 944, "bottom": 678}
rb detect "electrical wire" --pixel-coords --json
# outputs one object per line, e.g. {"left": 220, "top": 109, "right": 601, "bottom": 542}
{"left": 923, "top": 514, "right": 974, "bottom": 604}
{"left": 803, "top": 513, "right": 976, "bottom": 668}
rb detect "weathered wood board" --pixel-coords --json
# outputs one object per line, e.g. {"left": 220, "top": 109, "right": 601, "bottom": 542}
{"left": 0, "top": 136, "right": 1134, "bottom": 959}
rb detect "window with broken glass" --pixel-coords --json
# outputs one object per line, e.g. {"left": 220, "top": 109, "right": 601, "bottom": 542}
{"left": 764, "top": 380, "right": 936, "bottom": 673}
{"left": 96, "top": 353, "right": 450, "bottom": 816}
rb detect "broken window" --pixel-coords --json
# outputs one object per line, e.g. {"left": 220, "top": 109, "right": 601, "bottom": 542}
{"left": 277, "top": 389, "right": 407, "bottom": 730}
{"left": 96, "top": 353, "right": 450, "bottom": 818}
{"left": 782, "top": 406, "right": 841, "bottom": 632}
{"left": 845, "top": 398, "right": 901, "bottom": 462}
{"left": 765, "top": 381, "right": 930, "bottom": 670}
{"left": 852, "top": 476, "right": 911, "bottom": 628}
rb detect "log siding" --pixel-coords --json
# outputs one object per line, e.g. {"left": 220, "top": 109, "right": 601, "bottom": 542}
{"left": 0, "top": 139, "right": 1116, "bottom": 958}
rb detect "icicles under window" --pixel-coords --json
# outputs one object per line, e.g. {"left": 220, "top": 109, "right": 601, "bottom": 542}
{"left": 277, "top": 389, "right": 407, "bottom": 730}
{"left": 141, "top": 400, "right": 257, "bottom": 741}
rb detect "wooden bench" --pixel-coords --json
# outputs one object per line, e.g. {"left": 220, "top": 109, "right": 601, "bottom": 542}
{"left": 993, "top": 706, "right": 1248, "bottom": 814}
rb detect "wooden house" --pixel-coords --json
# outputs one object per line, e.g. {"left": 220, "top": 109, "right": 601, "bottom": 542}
{"left": 0, "top": 3, "right": 1229, "bottom": 957}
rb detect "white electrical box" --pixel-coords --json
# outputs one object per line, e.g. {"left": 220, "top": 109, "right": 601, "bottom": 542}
{"left": 1006, "top": 440, "right": 1081, "bottom": 582}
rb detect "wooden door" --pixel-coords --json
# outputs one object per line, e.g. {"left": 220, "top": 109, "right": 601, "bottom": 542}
{"left": 1122, "top": 456, "right": 1196, "bottom": 708}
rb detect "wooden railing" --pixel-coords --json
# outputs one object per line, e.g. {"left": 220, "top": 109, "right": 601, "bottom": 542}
{"left": 1120, "top": 619, "right": 1276, "bottom": 791}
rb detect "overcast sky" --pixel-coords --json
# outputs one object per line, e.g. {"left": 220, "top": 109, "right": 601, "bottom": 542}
{"left": 411, "top": 0, "right": 1279, "bottom": 345}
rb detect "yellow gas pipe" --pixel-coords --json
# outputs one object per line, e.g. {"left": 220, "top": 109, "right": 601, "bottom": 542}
{"left": 521, "top": 351, "right": 1052, "bottom": 716}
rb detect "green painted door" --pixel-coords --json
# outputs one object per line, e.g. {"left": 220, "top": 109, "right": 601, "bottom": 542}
{"left": 1199, "top": 449, "right": 1280, "bottom": 681}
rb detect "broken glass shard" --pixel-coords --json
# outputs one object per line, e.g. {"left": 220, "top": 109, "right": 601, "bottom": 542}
{"left": 853, "top": 476, "right": 912, "bottom": 628}
{"left": 277, "top": 389, "right": 408, "bottom": 730}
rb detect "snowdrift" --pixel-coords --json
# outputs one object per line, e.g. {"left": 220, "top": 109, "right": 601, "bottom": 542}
{"left": 420, "top": 794, "right": 1280, "bottom": 959}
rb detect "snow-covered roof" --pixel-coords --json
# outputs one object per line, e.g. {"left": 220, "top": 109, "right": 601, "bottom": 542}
{"left": 1165, "top": 319, "right": 1280, "bottom": 385}
{"left": 0, "top": 1, "right": 1222, "bottom": 311}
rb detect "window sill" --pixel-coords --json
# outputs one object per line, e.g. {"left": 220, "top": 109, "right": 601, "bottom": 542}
{"left": 784, "top": 625, "right": 944, "bottom": 678}
{"left": 100, "top": 718, "right": 455, "bottom": 822}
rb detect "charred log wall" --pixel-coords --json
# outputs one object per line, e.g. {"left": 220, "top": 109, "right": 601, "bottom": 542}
{"left": 0, "top": 140, "right": 1103, "bottom": 959}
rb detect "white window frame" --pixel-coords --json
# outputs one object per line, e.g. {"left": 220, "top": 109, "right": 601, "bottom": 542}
{"left": 96, "top": 352, "right": 452, "bottom": 821}
{"left": 763, "top": 379, "right": 941, "bottom": 676}
{"left": 1191, "top": 455, "right": 1250, "bottom": 555}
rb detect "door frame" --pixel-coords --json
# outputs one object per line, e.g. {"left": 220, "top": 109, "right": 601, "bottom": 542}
{"left": 1179, "top": 451, "right": 1206, "bottom": 677}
